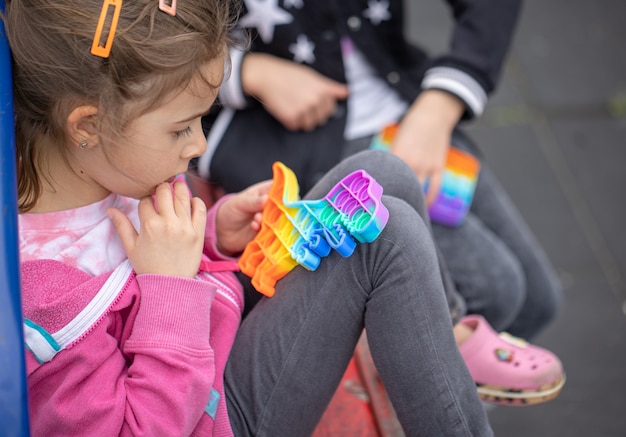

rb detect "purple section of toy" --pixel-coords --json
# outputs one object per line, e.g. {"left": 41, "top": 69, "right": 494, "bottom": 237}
{"left": 276, "top": 163, "right": 389, "bottom": 267}
{"left": 428, "top": 161, "right": 479, "bottom": 227}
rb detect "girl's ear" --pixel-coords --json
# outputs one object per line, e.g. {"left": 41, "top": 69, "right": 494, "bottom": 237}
{"left": 66, "top": 105, "right": 99, "bottom": 150}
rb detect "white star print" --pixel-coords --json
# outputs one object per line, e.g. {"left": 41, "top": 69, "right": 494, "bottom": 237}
{"left": 363, "top": 0, "right": 391, "bottom": 25}
{"left": 239, "top": 0, "right": 293, "bottom": 44}
{"left": 284, "top": 0, "right": 304, "bottom": 8}
{"left": 289, "top": 34, "right": 315, "bottom": 64}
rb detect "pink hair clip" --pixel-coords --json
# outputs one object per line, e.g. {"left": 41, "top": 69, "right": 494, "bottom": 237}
{"left": 158, "top": 0, "right": 177, "bottom": 16}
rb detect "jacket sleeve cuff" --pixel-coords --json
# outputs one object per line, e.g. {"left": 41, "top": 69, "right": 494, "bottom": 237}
{"left": 218, "top": 47, "right": 248, "bottom": 109}
{"left": 421, "top": 66, "right": 488, "bottom": 118}
{"left": 132, "top": 274, "right": 214, "bottom": 350}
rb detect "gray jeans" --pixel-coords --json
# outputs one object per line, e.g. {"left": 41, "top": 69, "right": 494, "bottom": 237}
{"left": 343, "top": 130, "right": 563, "bottom": 340}
{"left": 225, "top": 151, "right": 493, "bottom": 437}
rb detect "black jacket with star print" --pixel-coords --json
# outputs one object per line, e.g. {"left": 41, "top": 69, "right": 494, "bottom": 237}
{"left": 202, "top": 0, "right": 521, "bottom": 194}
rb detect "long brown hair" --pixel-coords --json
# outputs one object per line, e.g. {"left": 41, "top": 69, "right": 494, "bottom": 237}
{"left": 3, "top": 0, "right": 241, "bottom": 211}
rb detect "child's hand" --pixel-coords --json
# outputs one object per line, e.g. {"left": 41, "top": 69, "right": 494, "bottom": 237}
{"left": 107, "top": 181, "right": 207, "bottom": 278}
{"left": 215, "top": 180, "right": 272, "bottom": 256}
{"left": 243, "top": 53, "right": 348, "bottom": 132}
{"left": 392, "top": 89, "right": 464, "bottom": 206}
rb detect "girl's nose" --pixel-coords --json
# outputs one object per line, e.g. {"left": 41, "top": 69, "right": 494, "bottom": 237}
{"left": 183, "top": 125, "right": 208, "bottom": 160}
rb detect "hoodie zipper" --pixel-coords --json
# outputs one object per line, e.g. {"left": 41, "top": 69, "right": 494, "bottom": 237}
{"left": 24, "top": 260, "right": 133, "bottom": 363}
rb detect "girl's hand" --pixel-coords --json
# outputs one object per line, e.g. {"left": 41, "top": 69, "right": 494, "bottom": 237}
{"left": 215, "top": 180, "right": 273, "bottom": 256}
{"left": 108, "top": 181, "right": 207, "bottom": 278}
{"left": 390, "top": 90, "right": 464, "bottom": 205}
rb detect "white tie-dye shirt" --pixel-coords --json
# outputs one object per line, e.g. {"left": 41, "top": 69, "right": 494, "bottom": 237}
{"left": 19, "top": 193, "right": 140, "bottom": 277}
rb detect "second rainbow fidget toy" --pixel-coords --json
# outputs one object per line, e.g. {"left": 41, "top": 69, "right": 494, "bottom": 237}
{"left": 370, "top": 124, "right": 481, "bottom": 227}
{"left": 238, "top": 162, "right": 389, "bottom": 297}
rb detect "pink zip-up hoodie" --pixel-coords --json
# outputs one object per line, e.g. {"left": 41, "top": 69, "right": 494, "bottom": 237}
{"left": 21, "top": 196, "right": 244, "bottom": 437}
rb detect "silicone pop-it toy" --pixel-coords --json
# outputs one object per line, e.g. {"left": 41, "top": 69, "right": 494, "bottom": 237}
{"left": 370, "top": 124, "right": 481, "bottom": 227}
{"left": 238, "top": 162, "right": 389, "bottom": 297}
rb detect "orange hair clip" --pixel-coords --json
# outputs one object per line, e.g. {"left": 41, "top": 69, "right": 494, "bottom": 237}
{"left": 91, "top": 0, "right": 123, "bottom": 58}
{"left": 158, "top": 0, "right": 177, "bottom": 16}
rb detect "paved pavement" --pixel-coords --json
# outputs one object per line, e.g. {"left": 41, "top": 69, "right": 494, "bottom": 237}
{"left": 408, "top": 1, "right": 626, "bottom": 436}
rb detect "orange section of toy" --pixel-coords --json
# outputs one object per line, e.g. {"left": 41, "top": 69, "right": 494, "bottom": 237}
{"left": 238, "top": 163, "right": 302, "bottom": 297}
{"left": 445, "top": 147, "right": 480, "bottom": 178}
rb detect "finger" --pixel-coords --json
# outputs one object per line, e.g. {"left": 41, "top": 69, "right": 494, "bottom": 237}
{"left": 172, "top": 180, "right": 192, "bottom": 218}
{"left": 252, "top": 211, "right": 264, "bottom": 230}
{"left": 107, "top": 207, "right": 138, "bottom": 255}
{"left": 414, "top": 169, "right": 429, "bottom": 189}
{"left": 326, "top": 99, "right": 338, "bottom": 121}
{"left": 300, "top": 111, "right": 317, "bottom": 132}
{"left": 190, "top": 197, "right": 208, "bottom": 235}
{"left": 249, "top": 179, "right": 273, "bottom": 197}
{"left": 425, "top": 172, "right": 443, "bottom": 207}
{"left": 153, "top": 182, "right": 175, "bottom": 215}
{"left": 281, "top": 113, "right": 301, "bottom": 131}
{"left": 243, "top": 181, "right": 273, "bottom": 213}
{"left": 138, "top": 195, "right": 159, "bottom": 221}
{"left": 316, "top": 97, "right": 336, "bottom": 125}
{"left": 309, "top": 100, "right": 331, "bottom": 129}
{"left": 411, "top": 169, "right": 434, "bottom": 204}
{"left": 323, "top": 78, "right": 349, "bottom": 99}
{"left": 332, "top": 84, "right": 349, "bottom": 99}
{"left": 239, "top": 189, "right": 269, "bottom": 216}
{"left": 254, "top": 193, "right": 269, "bottom": 213}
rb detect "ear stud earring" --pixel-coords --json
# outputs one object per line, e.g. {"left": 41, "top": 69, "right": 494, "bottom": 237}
{"left": 79, "top": 140, "right": 89, "bottom": 150}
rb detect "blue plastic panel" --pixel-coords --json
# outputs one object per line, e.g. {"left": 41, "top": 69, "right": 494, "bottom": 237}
{"left": 0, "top": 0, "right": 31, "bottom": 434}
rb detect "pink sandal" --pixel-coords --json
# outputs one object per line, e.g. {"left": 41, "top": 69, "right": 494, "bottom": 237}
{"left": 459, "top": 314, "right": 565, "bottom": 406}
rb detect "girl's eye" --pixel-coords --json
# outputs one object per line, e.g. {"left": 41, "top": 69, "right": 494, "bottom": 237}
{"left": 174, "top": 126, "right": 193, "bottom": 138}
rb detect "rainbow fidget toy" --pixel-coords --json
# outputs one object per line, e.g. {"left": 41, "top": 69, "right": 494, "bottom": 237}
{"left": 370, "top": 124, "right": 481, "bottom": 227}
{"left": 238, "top": 162, "right": 389, "bottom": 297}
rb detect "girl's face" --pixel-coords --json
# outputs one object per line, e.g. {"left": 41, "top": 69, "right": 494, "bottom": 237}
{"left": 84, "top": 59, "right": 223, "bottom": 200}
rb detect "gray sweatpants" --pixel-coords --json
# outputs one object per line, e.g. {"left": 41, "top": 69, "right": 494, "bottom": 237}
{"left": 343, "top": 130, "right": 563, "bottom": 340}
{"left": 225, "top": 151, "right": 493, "bottom": 437}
